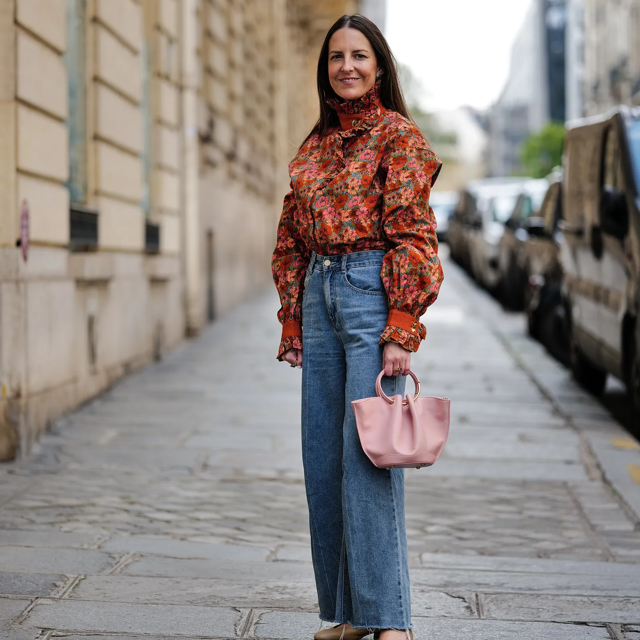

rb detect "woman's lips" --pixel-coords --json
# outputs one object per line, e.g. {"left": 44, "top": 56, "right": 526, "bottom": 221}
{"left": 339, "top": 78, "right": 359, "bottom": 84}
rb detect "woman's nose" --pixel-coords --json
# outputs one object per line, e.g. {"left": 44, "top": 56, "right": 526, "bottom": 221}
{"left": 341, "top": 56, "right": 354, "bottom": 71}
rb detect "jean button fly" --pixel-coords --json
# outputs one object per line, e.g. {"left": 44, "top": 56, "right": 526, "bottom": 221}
{"left": 324, "top": 260, "right": 331, "bottom": 266}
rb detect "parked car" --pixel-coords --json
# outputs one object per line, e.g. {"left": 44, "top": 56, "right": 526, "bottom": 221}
{"left": 497, "top": 178, "right": 550, "bottom": 308}
{"left": 449, "top": 178, "right": 528, "bottom": 274}
{"left": 560, "top": 106, "right": 640, "bottom": 426}
{"left": 520, "top": 173, "right": 569, "bottom": 364}
{"left": 447, "top": 188, "right": 477, "bottom": 269}
{"left": 466, "top": 178, "right": 535, "bottom": 292}
{"left": 431, "top": 191, "right": 458, "bottom": 243}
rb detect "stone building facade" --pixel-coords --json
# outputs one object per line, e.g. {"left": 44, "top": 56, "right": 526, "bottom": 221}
{"left": 0, "top": 0, "right": 385, "bottom": 460}
{"left": 583, "top": 0, "right": 640, "bottom": 116}
{"left": 487, "top": 0, "right": 567, "bottom": 177}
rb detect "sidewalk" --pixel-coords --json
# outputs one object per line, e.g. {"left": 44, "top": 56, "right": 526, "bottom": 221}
{"left": 1, "top": 254, "right": 639, "bottom": 640}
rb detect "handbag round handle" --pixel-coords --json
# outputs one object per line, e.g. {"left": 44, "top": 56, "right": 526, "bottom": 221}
{"left": 375, "top": 370, "right": 421, "bottom": 406}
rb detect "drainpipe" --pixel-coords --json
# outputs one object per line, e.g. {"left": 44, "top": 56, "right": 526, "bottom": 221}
{"left": 179, "top": 0, "right": 201, "bottom": 336}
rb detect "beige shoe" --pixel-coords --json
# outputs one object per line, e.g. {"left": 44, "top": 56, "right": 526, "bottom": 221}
{"left": 315, "top": 624, "right": 372, "bottom": 640}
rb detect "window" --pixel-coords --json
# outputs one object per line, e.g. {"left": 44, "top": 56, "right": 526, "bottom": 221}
{"left": 491, "top": 195, "right": 518, "bottom": 223}
{"left": 627, "top": 118, "right": 640, "bottom": 192}
{"left": 520, "top": 196, "right": 534, "bottom": 220}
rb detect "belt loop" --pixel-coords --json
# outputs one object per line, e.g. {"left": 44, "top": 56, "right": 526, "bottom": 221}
{"left": 309, "top": 251, "right": 317, "bottom": 271}
{"left": 341, "top": 254, "right": 348, "bottom": 273}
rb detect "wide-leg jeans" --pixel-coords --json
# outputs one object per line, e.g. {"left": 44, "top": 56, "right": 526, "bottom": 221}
{"left": 301, "top": 249, "right": 411, "bottom": 630}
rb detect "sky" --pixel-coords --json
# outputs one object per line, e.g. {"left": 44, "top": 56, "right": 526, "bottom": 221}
{"left": 386, "top": 0, "right": 534, "bottom": 113}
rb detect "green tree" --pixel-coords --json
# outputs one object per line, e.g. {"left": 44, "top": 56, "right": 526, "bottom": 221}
{"left": 520, "top": 122, "right": 566, "bottom": 178}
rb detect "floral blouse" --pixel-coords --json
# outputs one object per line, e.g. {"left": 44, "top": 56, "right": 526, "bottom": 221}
{"left": 271, "top": 82, "right": 443, "bottom": 360}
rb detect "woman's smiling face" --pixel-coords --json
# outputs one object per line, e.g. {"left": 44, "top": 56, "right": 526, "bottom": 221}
{"left": 328, "top": 28, "right": 378, "bottom": 101}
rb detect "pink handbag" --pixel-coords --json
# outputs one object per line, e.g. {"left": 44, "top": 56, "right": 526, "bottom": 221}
{"left": 352, "top": 370, "right": 450, "bottom": 469}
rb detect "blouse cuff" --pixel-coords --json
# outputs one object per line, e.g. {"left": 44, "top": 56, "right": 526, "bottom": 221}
{"left": 379, "top": 310, "right": 426, "bottom": 352}
{"left": 277, "top": 320, "right": 303, "bottom": 361}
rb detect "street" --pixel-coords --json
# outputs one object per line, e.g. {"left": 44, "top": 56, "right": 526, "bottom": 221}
{"left": 1, "top": 252, "right": 640, "bottom": 640}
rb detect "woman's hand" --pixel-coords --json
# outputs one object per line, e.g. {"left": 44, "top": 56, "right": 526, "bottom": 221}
{"left": 282, "top": 348, "right": 303, "bottom": 368}
{"left": 383, "top": 341, "right": 411, "bottom": 377}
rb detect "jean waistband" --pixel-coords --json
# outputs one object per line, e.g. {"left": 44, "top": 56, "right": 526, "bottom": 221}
{"left": 308, "top": 249, "right": 387, "bottom": 271}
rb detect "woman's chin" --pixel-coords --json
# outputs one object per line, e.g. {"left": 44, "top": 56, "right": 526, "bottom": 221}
{"left": 333, "top": 86, "right": 368, "bottom": 101}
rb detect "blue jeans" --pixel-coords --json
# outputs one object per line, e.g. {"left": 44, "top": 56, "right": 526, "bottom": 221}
{"left": 301, "top": 250, "right": 411, "bottom": 630}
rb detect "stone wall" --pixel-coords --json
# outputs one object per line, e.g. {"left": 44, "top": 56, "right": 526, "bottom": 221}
{"left": 0, "top": 0, "right": 366, "bottom": 460}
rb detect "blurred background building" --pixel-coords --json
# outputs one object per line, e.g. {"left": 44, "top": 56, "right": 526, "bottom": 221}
{"left": 486, "top": 0, "right": 640, "bottom": 177}
{"left": 583, "top": 0, "right": 640, "bottom": 116}
{"left": 429, "top": 107, "right": 487, "bottom": 193}
{"left": 565, "top": 0, "right": 585, "bottom": 120}
{"left": 0, "top": 0, "right": 386, "bottom": 460}
{"left": 487, "top": 0, "right": 567, "bottom": 176}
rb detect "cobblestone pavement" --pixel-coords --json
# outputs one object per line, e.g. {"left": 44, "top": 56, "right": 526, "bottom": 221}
{"left": 1, "top": 253, "right": 640, "bottom": 640}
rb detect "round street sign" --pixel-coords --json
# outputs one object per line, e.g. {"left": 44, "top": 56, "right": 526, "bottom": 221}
{"left": 20, "top": 200, "right": 29, "bottom": 262}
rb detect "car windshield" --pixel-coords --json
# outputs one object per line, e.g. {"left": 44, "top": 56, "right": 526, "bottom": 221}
{"left": 491, "top": 195, "right": 518, "bottom": 222}
{"left": 628, "top": 118, "right": 640, "bottom": 191}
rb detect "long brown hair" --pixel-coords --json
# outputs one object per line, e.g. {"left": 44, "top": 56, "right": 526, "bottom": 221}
{"left": 304, "top": 14, "right": 412, "bottom": 144}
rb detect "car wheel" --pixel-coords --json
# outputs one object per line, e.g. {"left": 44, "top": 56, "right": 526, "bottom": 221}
{"left": 570, "top": 333, "right": 607, "bottom": 396}
{"left": 524, "top": 273, "right": 537, "bottom": 338}
{"left": 527, "top": 307, "right": 538, "bottom": 338}
{"left": 501, "top": 256, "right": 524, "bottom": 311}
{"left": 540, "top": 303, "right": 569, "bottom": 366}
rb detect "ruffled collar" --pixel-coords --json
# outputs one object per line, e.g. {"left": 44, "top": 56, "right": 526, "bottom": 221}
{"left": 327, "top": 80, "right": 385, "bottom": 131}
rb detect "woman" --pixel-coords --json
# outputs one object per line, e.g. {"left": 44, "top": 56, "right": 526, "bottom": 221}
{"left": 271, "top": 14, "right": 443, "bottom": 640}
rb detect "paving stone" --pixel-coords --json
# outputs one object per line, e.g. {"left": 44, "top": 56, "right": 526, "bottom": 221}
{"left": 411, "top": 619, "right": 611, "bottom": 640}
{"left": 411, "top": 567, "right": 640, "bottom": 597}
{"left": 183, "top": 433, "right": 275, "bottom": 450}
{"left": 419, "top": 553, "right": 640, "bottom": 577}
{"left": 480, "top": 593, "right": 640, "bottom": 623}
{"left": 0, "top": 572, "right": 63, "bottom": 597}
{"left": 122, "top": 555, "right": 315, "bottom": 582}
{"left": 0, "top": 631, "right": 39, "bottom": 640}
{"left": 0, "top": 529, "right": 98, "bottom": 549}
{"left": 0, "top": 547, "right": 114, "bottom": 575}
{"left": 426, "top": 458, "right": 589, "bottom": 481}
{"left": 102, "top": 535, "right": 269, "bottom": 561}
{"left": 70, "top": 574, "right": 318, "bottom": 609}
{"left": 255, "top": 611, "right": 321, "bottom": 639}
{"left": 53, "top": 637, "right": 189, "bottom": 640}
{"left": 411, "top": 590, "right": 476, "bottom": 618}
{"left": 618, "top": 625, "right": 640, "bottom": 640}
{"left": 44, "top": 447, "right": 204, "bottom": 471}
{"left": 0, "top": 597, "right": 31, "bottom": 626}
{"left": 443, "top": 437, "right": 580, "bottom": 462}
{"left": 21, "top": 600, "right": 240, "bottom": 637}
{"left": 274, "top": 545, "right": 312, "bottom": 563}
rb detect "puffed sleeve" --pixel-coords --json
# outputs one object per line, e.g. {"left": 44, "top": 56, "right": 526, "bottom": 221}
{"left": 379, "top": 127, "right": 444, "bottom": 352}
{"left": 271, "top": 187, "right": 310, "bottom": 360}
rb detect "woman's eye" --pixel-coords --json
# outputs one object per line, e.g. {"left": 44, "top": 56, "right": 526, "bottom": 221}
{"left": 331, "top": 54, "right": 342, "bottom": 60}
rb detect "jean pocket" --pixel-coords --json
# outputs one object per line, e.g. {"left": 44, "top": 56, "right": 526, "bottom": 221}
{"left": 343, "top": 264, "right": 386, "bottom": 296}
